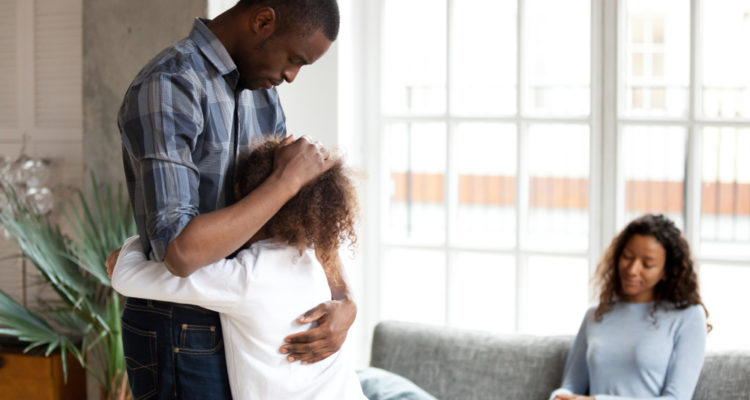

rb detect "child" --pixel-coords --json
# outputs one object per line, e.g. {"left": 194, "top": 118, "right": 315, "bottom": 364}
{"left": 112, "top": 138, "right": 365, "bottom": 399}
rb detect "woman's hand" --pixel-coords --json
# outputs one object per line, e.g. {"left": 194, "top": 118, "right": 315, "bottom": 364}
{"left": 278, "top": 296, "right": 357, "bottom": 364}
{"left": 555, "top": 395, "right": 594, "bottom": 400}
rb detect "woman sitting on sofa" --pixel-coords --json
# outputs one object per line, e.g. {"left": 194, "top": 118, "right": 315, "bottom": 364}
{"left": 550, "top": 214, "right": 709, "bottom": 400}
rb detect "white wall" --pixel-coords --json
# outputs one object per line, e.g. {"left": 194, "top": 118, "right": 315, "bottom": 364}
{"left": 277, "top": 43, "right": 340, "bottom": 148}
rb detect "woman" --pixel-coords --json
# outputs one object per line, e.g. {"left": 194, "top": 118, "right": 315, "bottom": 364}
{"left": 550, "top": 214, "right": 709, "bottom": 400}
{"left": 112, "top": 138, "right": 365, "bottom": 399}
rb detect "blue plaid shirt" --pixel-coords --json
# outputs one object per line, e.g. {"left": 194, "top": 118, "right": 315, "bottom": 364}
{"left": 119, "top": 18, "right": 286, "bottom": 261}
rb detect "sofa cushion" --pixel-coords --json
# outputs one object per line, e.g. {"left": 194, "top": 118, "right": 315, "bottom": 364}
{"left": 358, "top": 367, "right": 438, "bottom": 400}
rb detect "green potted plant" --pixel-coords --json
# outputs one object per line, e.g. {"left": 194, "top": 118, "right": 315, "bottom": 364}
{"left": 0, "top": 175, "right": 136, "bottom": 399}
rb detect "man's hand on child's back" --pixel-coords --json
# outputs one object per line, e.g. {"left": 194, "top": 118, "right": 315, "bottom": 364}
{"left": 279, "top": 297, "right": 357, "bottom": 364}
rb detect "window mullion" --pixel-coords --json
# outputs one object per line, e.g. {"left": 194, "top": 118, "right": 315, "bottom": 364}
{"left": 515, "top": 0, "right": 527, "bottom": 333}
{"left": 685, "top": 0, "right": 703, "bottom": 259}
{"left": 589, "top": 0, "right": 604, "bottom": 285}
{"left": 444, "top": 0, "right": 454, "bottom": 327}
{"left": 600, "top": 0, "right": 620, "bottom": 258}
{"left": 367, "top": 0, "right": 385, "bottom": 348}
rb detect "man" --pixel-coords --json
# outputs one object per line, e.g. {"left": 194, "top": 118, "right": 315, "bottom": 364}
{"left": 117, "top": 1, "right": 355, "bottom": 398}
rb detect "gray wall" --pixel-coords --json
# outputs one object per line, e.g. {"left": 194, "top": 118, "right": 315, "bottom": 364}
{"left": 82, "top": 2, "right": 208, "bottom": 396}
{"left": 83, "top": 0, "right": 208, "bottom": 190}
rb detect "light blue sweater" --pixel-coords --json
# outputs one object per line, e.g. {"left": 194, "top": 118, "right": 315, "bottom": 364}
{"left": 549, "top": 302, "right": 707, "bottom": 400}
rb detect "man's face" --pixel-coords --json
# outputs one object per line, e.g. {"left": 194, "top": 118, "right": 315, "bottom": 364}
{"left": 235, "top": 28, "right": 332, "bottom": 90}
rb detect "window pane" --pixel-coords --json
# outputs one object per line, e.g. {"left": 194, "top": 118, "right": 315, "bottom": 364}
{"left": 700, "top": 263, "right": 750, "bottom": 350}
{"left": 382, "top": 0, "right": 446, "bottom": 115}
{"left": 701, "top": 1, "right": 750, "bottom": 118}
{"left": 385, "top": 123, "right": 446, "bottom": 245}
{"left": 623, "top": 0, "right": 689, "bottom": 117}
{"left": 526, "top": 256, "right": 589, "bottom": 335}
{"left": 622, "top": 125, "right": 686, "bottom": 229}
{"left": 451, "top": 0, "right": 516, "bottom": 116}
{"left": 381, "top": 249, "right": 446, "bottom": 325}
{"left": 453, "top": 123, "right": 516, "bottom": 249}
{"left": 700, "top": 127, "right": 750, "bottom": 258}
{"left": 524, "top": 0, "right": 590, "bottom": 116}
{"left": 527, "top": 124, "right": 589, "bottom": 252}
{"left": 449, "top": 252, "right": 515, "bottom": 333}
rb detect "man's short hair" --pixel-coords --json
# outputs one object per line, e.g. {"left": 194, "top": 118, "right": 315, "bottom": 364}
{"left": 238, "top": 0, "right": 340, "bottom": 41}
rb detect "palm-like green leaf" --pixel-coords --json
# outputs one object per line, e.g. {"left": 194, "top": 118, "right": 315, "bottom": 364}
{"left": 0, "top": 291, "right": 83, "bottom": 377}
{"left": 1, "top": 188, "right": 88, "bottom": 302}
{"left": 0, "top": 174, "right": 136, "bottom": 395}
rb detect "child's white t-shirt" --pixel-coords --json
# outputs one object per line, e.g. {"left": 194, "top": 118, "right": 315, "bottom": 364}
{"left": 112, "top": 235, "right": 366, "bottom": 400}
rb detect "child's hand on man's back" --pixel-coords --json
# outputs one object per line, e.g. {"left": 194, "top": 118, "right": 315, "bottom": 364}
{"left": 106, "top": 247, "right": 122, "bottom": 279}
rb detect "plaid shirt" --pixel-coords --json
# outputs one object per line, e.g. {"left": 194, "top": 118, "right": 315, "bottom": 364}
{"left": 119, "top": 18, "right": 286, "bottom": 261}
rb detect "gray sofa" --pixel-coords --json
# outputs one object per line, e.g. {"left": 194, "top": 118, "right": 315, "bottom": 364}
{"left": 369, "top": 321, "right": 750, "bottom": 400}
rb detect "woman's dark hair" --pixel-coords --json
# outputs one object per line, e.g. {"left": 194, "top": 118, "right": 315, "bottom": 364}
{"left": 593, "top": 214, "right": 710, "bottom": 329}
{"left": 234, "top": 138, "right": 358, "bottom": 276}
{"left": 237, "top": 0, "right": 340, "bottom": 41}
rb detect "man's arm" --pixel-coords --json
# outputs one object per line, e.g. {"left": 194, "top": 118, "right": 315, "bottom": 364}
{"left": 120, "top": 71, "right": 332, "bottom": 278}
{"left": 164, "top": 135, "right": 334, "bottom": 277}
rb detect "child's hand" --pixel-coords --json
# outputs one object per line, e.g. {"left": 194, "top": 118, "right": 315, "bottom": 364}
{"left": 106, "top": 247, "right": 122, "bottom": 279}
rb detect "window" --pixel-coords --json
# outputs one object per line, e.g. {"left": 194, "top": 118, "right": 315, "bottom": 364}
{"left": 0, "top": 0, "right": 83, "bottom": 305}
{"left": 378, "top": 0, "right": 592, "bottom": 336}
{"left": 367, "top": 0, "right": 750, "bottom": 349}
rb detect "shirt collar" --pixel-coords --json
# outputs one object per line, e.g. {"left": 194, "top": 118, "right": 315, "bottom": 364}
{"left": 190, "top": 18, "right": 238, "bottom": 79}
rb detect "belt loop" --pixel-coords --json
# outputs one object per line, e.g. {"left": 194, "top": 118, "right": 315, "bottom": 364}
{"left": 147, "top": 300, "right": 153, "bottom": 308}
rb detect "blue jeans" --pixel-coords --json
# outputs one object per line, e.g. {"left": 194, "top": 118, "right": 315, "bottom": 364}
{"left": 121, "top": 297, "right": 232, "bottom": 400}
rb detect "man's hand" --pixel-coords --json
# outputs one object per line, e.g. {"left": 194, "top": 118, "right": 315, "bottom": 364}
{"left": 273, "top": 135, "right": 335, "bottom": 195}
{"left": 279, "top": 297, "right": 357, "bottom": 364}
{"left": 106, "top": 247, "right": 122, "bottom": 279}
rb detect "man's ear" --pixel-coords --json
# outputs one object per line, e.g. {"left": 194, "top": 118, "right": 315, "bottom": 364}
{"left": 249, "top": 6, "right": 277, "bottom": 38}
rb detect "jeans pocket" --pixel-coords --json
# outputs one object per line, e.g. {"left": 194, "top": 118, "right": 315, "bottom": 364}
{"left": 174, "top": 350, "right": 232, "bottom": 399}
{"left": 175, "top": 324, "right": 230, "bottom": 399}
{"left": 121, "top": 321, "right": 158, "bottom": 400}
{"left": 179, "top": 323, "right": 219, "bottom": 352}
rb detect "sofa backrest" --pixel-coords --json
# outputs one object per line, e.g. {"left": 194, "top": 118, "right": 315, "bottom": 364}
{"left": 693, "top": 351, "right": 750, "bottom": 399}
{"left": 370, "top": 321, "right": 572, "bottom": 400}
{"left": 370, "top": 321, "right": 750, "bottom": 400}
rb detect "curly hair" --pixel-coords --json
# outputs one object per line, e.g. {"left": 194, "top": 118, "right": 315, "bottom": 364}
{"left": 234, "top": 138, "right": 358, "bottom": 278}
{"left": 593, "top": 214, "right": 710, "bottom": 330}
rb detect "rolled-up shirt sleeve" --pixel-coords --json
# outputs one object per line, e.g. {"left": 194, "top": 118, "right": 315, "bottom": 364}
{"left": 119, "top": 71, "right": 204, "bottom": 261}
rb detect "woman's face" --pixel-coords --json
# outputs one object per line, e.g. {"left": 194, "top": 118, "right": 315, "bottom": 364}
{"left": 618, "top": 234, "right": 667, "bottom": 303}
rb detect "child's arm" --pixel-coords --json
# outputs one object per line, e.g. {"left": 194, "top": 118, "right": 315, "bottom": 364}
{"left": 111, "top": 235, "right": 254, "bottom": 314}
